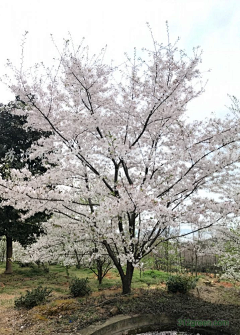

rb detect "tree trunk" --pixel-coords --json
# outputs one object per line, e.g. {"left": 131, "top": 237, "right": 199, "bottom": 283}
{"left": 166, "top": 247, "right": 169, "bottom": 273}
{"left": 5, "top": 236, "right": 13, "bottom": 274}
{"left": 74, "top": 249, "right": 81, "bottom": 269}
{"left": 179, "top": 251, "right": 182, "bottom": 272}
{"left": 120, "top": 261, "right": 134, "bottom": 295}
{"left": 214, "top": 255, "right": 217, "bottom": 278}
{"left": 97, "top": 259, "right": 103, "bottom": 285}
{"left": 103, "top": 241, "right": 134, "bottom": 294}
{"left": 195, "top": 253, "right": 198, "bottom": 277}
{"left": 191, "top": 252, "right": 194, "bottom": 276}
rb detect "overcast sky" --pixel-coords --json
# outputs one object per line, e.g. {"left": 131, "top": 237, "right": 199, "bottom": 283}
{"left": 0, "top": 0, "right": 239, "bottom": 119}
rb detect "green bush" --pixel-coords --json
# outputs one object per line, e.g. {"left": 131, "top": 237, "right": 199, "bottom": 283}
{"left": 14, "top": 286, "right": 52, "bottom": 309}
{"left": 17, "top": 261, "right": 35, "bottom": 268}
{"left": 166, "top": 275, "right": 198, "bottom": 293}
{"left": 69, "top": 277, "right": 92, "bottom": 297}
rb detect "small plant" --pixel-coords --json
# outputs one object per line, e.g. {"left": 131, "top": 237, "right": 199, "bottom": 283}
{"left": 166, "top": 275, "right": 198, "bottom": 294}
{"left": 14, "top": 286, "right": 52, "bottom": 309}
{"left": 69, "top": 277, "right": 92, "bottom": 297}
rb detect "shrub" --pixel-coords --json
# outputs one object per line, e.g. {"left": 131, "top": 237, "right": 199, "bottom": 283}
{"left": 14, "top": 286, "right": 52, "bottom": 309}
{"left": 69, "top": 277, "right": 92, "bottom": 297}
{"left": 17, "top": 261, "right": 35, "bottom": 268}
{"left": 166, "top": 275, "right": 198, "bottom": 293}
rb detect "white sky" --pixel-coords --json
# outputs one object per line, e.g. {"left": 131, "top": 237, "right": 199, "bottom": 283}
{"left": 0, "top": 0, "right": 240, "bottom": 119}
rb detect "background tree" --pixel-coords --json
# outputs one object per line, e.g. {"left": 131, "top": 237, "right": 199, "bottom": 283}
{"left": 0, "top": 237, "right": 6, "bottom": 263}
{"left": 155, "top": 240, "right": 182, "bottom": 273}
{"left": 0, "top": 101, "right": 52, "bottom": 273}
{"left": 211, "top": 220, "right": 240, "bottom": 281}
{"left": 14, "top": 217, "right": 112, "bottom": 284}
{"left": 1, "top": 34, "right": 240, "bottom": 292}
{"left": 218, "top": 226, "right": 240, "bottom": 282}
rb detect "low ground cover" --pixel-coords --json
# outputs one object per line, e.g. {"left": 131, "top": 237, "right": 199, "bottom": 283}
{"left": 0, "top": 263, "right": 239, "bottom": 334}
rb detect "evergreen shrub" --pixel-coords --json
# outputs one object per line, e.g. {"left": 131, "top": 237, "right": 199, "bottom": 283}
{"left": 166, "top": 275, "right": 198, "bottom": 293}
{"left": 14, "top": 286, "right": 52, "bottom": 309}
{"left": 69, "top": 277, "right": 92, "bottom": 297}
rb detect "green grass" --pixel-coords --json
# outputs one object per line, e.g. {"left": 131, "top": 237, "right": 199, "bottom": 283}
{"left": 0, "top": 263, "right": 111, "bottom": 296}
{"left": 0, "top": 262, "right": 173, "bottom": 303}
{"left": 0, "top": 262, "right": 171, "bottom": 301}
{"left": 132, "top": 269, "right": 169, "bottom": 289}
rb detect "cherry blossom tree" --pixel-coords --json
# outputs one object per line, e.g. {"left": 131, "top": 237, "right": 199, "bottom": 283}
{"left": 218, "top": 226, "right": 240, "bottom": 282}
{"left": 13, "top": 220, "right": 83, "bottom": 268}
{"left": 1, "top": 32, "right": 240, "bottom": 293}
{"left": 14, "top": 216, "right": 112, "bottom": 283}
{"left": 210, "top": 219, "right": 240, "bottom": 282}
